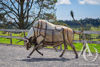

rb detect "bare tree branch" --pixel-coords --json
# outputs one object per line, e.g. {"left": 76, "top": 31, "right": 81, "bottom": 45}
{"left": 31, "top": 0, "right": 44, "bottom": 25}
{"left": 2, "top": 8, "right": 19, "bottom": 28}
{"left": 10, "top": 0, "right": 18, "bottom": 11}
{"left": 24, "top": 0, "right": 34, "bottom": 16}
{"left": 29, "top": 0, "right": 34, "bottom": 11}
{"left": 0, "top": 2, "right": 18, "bottom": 17}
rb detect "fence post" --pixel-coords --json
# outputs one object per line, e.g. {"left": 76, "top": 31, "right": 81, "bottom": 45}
{"left": 23, "top": 32, "right": 25, "bottom": 45}
{"left": 10, "top": 32, "right": 12, "bottom": 45}
{"left": 23, "top": 32, "right": 25, "bottom": 37}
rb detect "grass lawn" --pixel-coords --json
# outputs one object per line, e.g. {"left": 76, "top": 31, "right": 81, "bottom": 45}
{"left": 0, "top": 38, "right": 24, "bottom": 45}
{"left": 73, "top": 43, "right": 100, "bottom": 53}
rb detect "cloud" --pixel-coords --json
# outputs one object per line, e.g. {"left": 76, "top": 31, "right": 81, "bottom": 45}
{"left": 79, "top": 0, "right": 100, "bottom": 5}
{"left": 56, "top": 0, "right": 71, "bottom": 5}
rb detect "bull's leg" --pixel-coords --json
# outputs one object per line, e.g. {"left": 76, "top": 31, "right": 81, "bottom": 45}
{"left": 36, "top": 49, "right": 43, "bottom": 56}
{"left": 70, "top": 44, "right": 78, "bottom": 58}
{"left": 59, "top": 43, "right": 67, "bottom": 57}
{"left": 80, "top": 42, "right": 86, "bottom": 55}
{"left": 27, "top": 44, "right": 40, "bottom": 58}
{"left": 59, "top": 28, "right": 67, "bottom": 57}
{"left": 27, "top": 40, "right": 44, "bottom": 58}
{"left": 34, "top": 44, "right": 44, "bottom": 56}
{"left": 80, "top": 45, "right": 86, "bottom": 55}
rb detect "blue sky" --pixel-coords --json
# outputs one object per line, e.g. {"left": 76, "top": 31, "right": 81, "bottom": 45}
{"left": 55, "top": 0, "right": 100, "bottom": 20}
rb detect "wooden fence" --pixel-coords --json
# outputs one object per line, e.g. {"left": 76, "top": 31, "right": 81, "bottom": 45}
{"left": 0, "top": 29, "right": 100, "bottom": 45}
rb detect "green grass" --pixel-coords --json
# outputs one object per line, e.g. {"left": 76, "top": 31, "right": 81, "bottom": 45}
{"left": 73, "top": 43, "right": 100, "bottom": 53}
{"left": 0, "top": 38, "right": 24, "bottom": 45}
{"left": 91, "top": 27, "right": 100, "bottom": 31}
{"left": 0, "top": 38, "right": 10, "bottom": 44}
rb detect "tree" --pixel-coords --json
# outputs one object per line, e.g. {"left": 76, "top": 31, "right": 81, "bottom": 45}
{"left": 0, "top": 0, "right": 57, "bottom": 29}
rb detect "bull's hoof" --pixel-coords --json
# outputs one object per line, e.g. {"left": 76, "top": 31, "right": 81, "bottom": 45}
{"left": 41, "top": 54, "right": 43, "bottom": 56}
{"left": 40, "top": 53, "right": 43, "bottom": 56}
{"left": 27, "top": 56, "right": 30, "bottom": 58}
{"left": 59, "top": 55, "right": 63, "bottom": 57}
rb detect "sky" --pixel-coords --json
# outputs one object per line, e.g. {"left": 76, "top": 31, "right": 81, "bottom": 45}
{"left": 55, "top": 0, "right": 100, "bottom": 20}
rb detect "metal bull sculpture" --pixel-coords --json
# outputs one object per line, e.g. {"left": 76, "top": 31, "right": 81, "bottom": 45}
{"left": 24, "top": 20, "right": 80, "bottom": 59}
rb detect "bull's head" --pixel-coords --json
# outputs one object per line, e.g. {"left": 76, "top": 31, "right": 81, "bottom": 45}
{"left": 24, "top": 37, "right": 36, "bottom": 50}
{"left": 24, "top": 39, "right": 31, "bottom": 50}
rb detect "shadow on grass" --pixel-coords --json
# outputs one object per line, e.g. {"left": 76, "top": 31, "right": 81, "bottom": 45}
{"left": 20, "top": 57, "right": 71, "bottom": 62}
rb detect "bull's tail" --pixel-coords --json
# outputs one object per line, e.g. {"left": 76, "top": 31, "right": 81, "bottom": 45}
{"left": 70, "top": 11, "right": 84, "bottom": 34}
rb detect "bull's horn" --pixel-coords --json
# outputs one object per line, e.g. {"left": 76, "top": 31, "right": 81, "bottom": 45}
{"left": 26, "top": 39, "right": 29, "bottom": 43}
{"left": 23, "top": 37, "right": 29, "bottom": 42}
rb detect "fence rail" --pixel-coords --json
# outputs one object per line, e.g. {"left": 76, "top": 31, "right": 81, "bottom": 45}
{"left": 0, "top": 29, "right": 100, "bottom": 45}
{"left": 0, "top": 29, "right": 28, "bottom": 32}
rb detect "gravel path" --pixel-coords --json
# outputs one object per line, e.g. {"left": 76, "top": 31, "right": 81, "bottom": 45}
{"left": 0, "top": 44, "right": 100, "bottom": 67}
